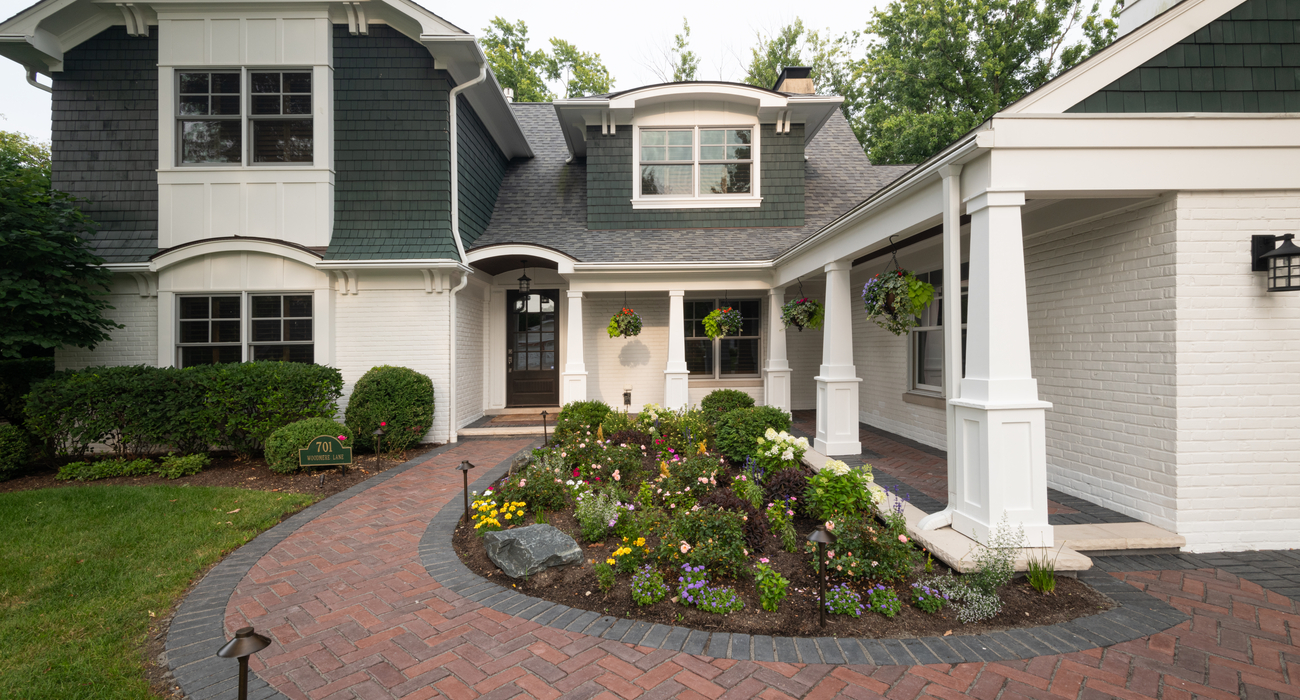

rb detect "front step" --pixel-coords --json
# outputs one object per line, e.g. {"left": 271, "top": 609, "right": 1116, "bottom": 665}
{"left": 459, "top": 425, "right": 548, "bottom": 437}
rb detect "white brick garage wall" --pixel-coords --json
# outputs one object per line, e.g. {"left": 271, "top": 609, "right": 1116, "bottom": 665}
{"left": 1173, "top": 191, "right": 1300, "bottom": 552}
{"left": 1025, "top": 197, "right": 1179, "bottom": 532}
{"left": 55, "top": 273, "right": 159, "bottom": 370}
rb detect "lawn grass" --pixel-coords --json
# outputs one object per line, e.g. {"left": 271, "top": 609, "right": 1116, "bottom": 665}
{"left": 0, "top": 485, "right": 318, "bottom": 699}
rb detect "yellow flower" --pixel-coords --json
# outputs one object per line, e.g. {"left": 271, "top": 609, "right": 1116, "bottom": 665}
{"left": 635, "top": 537, "right": 646, "bottom": 547}
{"left": 606, "top": 558, "right": 615, "bottom": 565}
{"left": 697, "top": 440, "right": 707, "bottom": 455}
{"left": 504, "top": 513, "right": 512, "bottom": 520}
{"left": 490, "top": 510, "right": 498, "bottom": 517}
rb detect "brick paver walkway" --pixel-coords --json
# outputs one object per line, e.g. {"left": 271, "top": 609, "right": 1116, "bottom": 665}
{"left": 184, "top": 436, "right": 1300, "bottom": 700}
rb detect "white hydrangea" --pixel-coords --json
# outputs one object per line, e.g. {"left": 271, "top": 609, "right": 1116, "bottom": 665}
{"left": 764, "top": 427, "right": 779, "bottom": 440}
{"left": 823, "top": 459, "right": 851, "bottom": 476}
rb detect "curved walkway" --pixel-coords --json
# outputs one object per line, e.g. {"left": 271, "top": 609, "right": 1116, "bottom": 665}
{"left": 168, "top": 438, "right": 1300, "bottom": 700}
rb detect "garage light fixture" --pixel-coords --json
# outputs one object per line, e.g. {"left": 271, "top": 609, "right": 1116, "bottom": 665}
{"left": 1253, "top": 234, "right": 1300, "bottom": 292}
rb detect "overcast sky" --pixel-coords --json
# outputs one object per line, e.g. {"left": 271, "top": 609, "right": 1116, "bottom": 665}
{"left": 0, "top": 0, "right": 884, "bottom": 143}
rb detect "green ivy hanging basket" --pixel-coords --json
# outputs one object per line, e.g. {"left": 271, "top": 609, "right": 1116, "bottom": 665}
{"left": 703, "top": 306, "right": 744, "bottom": 339}
{"left": 861, "top": 269, "right": 935, "bottom": 336}
{"left": 780, "top": 297, "right": 824, "bottom": 331}
{"left": 607, "top": 307, "right": 643, "bottom": 338}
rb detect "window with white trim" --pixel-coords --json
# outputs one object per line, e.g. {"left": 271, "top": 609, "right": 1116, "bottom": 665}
{"left": 177, "top": 70, "right": 314, "bottom": 165}
{"left": 685, "top": 299, "right": 762, "bottom": 378}
{"left": 177, "top": 293, "right": 314, "bottom": 367}
{"left": 910, "top": 267, "right": 967, "bottom": 393}
{"left": 636, "top": 126, "right": 758, "bottom": 204}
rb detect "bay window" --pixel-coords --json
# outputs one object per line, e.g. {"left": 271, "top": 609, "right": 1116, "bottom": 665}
{"left": 177, "top": 293, "right": 314, "bottom": 367}
{"left": 177, "top": 70, "right": 313, "bottom": 165}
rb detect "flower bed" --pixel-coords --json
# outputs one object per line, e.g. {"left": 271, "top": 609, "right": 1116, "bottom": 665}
{"left": 453, "top": 395, "right": 1111, "bottom": 638}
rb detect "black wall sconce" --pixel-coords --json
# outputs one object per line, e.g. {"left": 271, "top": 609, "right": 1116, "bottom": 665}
{"left": 1252, "top": 234, "right": 1300, "bottom": 292}
{"left": 517, "top": 259, "right": 531, "bottom": 294}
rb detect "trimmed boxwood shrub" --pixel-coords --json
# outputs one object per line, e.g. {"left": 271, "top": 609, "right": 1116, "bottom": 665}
{"left": 715, "top": 406, "right": 793, "bottom": 462}
{"left": 265, "top": 418, "right": 354, "bottom": 474}
{"left": 196, "top": 362, "right": 344, "bottom": 457}
{"left": 0, "top": 424, "right": 30, "bottom": 480}
{"left": 0, "top": 357, "right": 54, "bottom": 425}
{"left": 553, "top": 400, "right": 611, "bottom": 443}
{"left": 344, "top": 366, "right": 434, "bottom": 453}
{"left": 700, "top": 389, "right": 755, "bottom": 425}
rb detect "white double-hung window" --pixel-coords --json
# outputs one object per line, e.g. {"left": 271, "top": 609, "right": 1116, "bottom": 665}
{"left": 634, "top": 126, "right": 759, "bottom": 208}
{"left": 176, "top": 70, "right": 314, "bottom": 165}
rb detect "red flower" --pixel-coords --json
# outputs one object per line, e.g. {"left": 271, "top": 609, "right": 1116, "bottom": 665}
{"left": 380, "top": 421, "right": 387, "bottom": 426}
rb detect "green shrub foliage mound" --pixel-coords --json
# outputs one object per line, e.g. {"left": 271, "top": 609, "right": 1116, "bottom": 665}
{"left": 265, "top": 418, "right": 354, "bottom": 474}
{"left": 714, "top": 406, "right": 793, "bottom": 462}
{"left": 344, "top": 366, "right": 434, "bottom": 453}
{"left": 553, "top": 400, "right": 611, "bottom": 443}
{"left": 0, "top": 357, "right": 54, "bottom": 424}
{"left": 0, "top": 424, "right": 30, "bottom": 480}
{"left": 700, "top": 389, "right": 755, "bottom": 425}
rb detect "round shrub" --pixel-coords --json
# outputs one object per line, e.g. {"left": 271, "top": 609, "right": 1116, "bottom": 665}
{"left": 0, "top": 424, "right": 30, "bottom": 480}
{"left": 715, "top": 406, "right": 793, "bottom": 462}
{"left": 553, "top": 400, "right": 611, "bottom": 444}
{"left": 700, "top": 389, "right": 755, "bottom": 425}
{"left": 344, "top": 366, "right": 434, "bottom": 453}
{"left": 265, "top": 418, "right": 354, "bottom": 474}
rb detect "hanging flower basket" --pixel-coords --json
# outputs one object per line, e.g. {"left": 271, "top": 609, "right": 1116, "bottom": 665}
{"left": 607, "top": 307, "right": 643, "bottom": 338}
{"left": 703, "top": 306, "right": 744, "bottom": 339}
{"left": 861, "top": 269, "right": 935, "bottom": 336}
{"left": 780, "top": 297, "right": 824, "bottom": 331}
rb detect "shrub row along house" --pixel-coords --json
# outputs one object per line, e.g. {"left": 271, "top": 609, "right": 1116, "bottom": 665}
{"left": 2, "top": 0, "right": 1297, "bottom": 553}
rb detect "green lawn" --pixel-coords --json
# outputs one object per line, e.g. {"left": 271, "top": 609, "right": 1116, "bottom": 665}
{"left": 0, "top": 485, "right": 318, "bottom": 699}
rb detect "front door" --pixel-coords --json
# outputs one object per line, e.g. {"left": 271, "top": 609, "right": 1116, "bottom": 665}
{"left": 506, "top": 289, "right": 559, "bottom": 407}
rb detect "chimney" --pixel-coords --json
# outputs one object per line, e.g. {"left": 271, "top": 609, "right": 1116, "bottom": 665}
{"left": 773, "top": 66, "right": 814, "bottom": 94}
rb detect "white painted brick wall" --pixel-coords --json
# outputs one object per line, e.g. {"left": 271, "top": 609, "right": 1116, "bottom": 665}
{"left": 1172, "top": 191, "right": 1300, "bottom": 552}
{"left": 584, "top": 292, "right": 670, "bottom": 409}
{"left": 787, "top": 285, "right": 825, "bottom": 412}
{"left": 1025, "top": 197, "right": 1179, "bottom": 532}
{"left": 55, "top": 275, "right": 158, "bottom": 369}
{"left": 456, "top": 281, "right": 486, "bottom": 429}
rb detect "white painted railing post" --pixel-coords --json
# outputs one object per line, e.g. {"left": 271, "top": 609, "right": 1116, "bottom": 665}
{"left": 814, "top": 261, "right": 862, "bottom": 456}
{"left": 950, "top": 191, "right": 1053, "bottom": 547}
{"left": 763, "top": 286, "right": 792, "bottom": 412}
{"left": 664, "top": 290, "right": 689, "bottom": 410}
{"left": 561, "top": 290, "right": 587, "bottom": 404}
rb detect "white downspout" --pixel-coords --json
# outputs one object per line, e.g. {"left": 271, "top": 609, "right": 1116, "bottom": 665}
{"left": 447, "top": 271, "right": 469, "bottom": 443}
{"left": 26, "top": 67, "right": 52, "bottom": 93}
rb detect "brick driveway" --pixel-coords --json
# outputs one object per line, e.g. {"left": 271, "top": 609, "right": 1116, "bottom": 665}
{"left": 182, "top": 437, "right": 1300, "bottom": 700}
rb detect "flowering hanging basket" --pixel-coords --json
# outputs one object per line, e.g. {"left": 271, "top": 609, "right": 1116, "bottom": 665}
{"left": 861, "top": 269, "right": 935, "bottom": 336}
{"left": 780, "top": 297, "right": 824, "bottom": 331}
{"left": 702, "top": 306, "right": 744, "bottom": 339}
{"left": 607, "top": 307, "right": 643, "bottom": 338}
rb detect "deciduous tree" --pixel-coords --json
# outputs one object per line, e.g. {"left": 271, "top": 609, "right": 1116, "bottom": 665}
{"left": 482, "top": 18, "right": 615, "bottom": 101}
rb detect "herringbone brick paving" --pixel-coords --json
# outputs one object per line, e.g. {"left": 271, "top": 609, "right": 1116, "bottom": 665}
{"left": 218, "top": 436, "right": 1300, "bottom": 699}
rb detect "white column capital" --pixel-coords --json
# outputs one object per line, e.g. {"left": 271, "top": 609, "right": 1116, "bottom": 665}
{"left": 964, "top": 190, "right": 1025, "bottom": 214}
{"left": 937, "top": 163, "right": 964, "bottom": 179}
{"left": 823, "top": 260, "right": 850, "bottom": 274}
{"left": 566, "top": 289, "right": 584, "bottom": 299}
{"left": 668, "top": 290, "right": 685, "bottom": 298}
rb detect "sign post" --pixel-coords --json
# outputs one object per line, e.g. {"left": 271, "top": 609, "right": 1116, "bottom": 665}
{"left": 299, "top": 435, "right": 353, "bottom": 481}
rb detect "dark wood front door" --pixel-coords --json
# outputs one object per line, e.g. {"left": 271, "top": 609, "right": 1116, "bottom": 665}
{"left": 506, "top": 289, "right": 559, "bottom": 407}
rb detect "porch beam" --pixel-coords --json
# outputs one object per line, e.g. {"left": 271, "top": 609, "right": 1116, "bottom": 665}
{"left": 561, "top": 290, "right": 587, "bottom": 404}
{"left": 814, "top": 261, "right": 862, "bottom": 456}
{"left": 763, "top": 286, "right": 792, "bottom": 412}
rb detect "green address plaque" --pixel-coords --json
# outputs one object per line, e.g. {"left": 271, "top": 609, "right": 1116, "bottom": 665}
{"left": 300, "top": 435, "right": 353, "bottom": 473}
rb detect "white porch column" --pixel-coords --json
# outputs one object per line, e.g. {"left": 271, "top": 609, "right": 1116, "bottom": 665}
{"left": 664, "top": 290, "right": 690, "bottom": 410}
{"left": 814, "top": 261, "right": 862, "bottom": 456}
{"left": 763, "top": 286, "right": 792, "bottom": 412}
{"left": 561, "top": 290, "right": 587, "bottom": 404}
{"left": 949, "top": 191, "right": 1053, "bottom": 547}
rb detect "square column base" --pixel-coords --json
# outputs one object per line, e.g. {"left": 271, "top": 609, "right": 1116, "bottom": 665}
{"left": 949, "top": 399, "right": 1054, "bottom": 547}
{"left": 763, "top": 368, "right": 791, "bottom": 412}
{"left": 664, "top": 371, "right": 689, "bottom": 411}
{"left": 561, "top": 372, "right": 587, "bottom": 405}
{"left": 814, "top": 375, "right": 862, "bottom": 456}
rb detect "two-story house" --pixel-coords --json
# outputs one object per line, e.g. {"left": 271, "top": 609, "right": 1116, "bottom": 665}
{"left": 3, "top": 0, "right": 1299, "bottom": 554}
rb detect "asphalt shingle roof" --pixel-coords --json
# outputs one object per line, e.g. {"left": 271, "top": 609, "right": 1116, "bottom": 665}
{"left": 470, "top": 103, "right": 913, "bottom": 263}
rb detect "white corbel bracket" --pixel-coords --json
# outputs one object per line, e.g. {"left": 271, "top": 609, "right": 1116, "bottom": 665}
{"left": 332, "top": 270, "right": 358, "bottom": 295}
{"left": 115, "top": 3, "right": 149, "bottom": 37}
{"left": 128, "top": 272, "right": 157, "bottom": 297}
{"left": 343, "top": 2, "right": 369, "bottom": 35}
{"left": 421, "top": 269, "right": 452, "bottom": 293}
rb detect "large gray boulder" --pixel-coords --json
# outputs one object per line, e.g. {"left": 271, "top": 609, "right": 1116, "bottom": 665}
{"left": 483, "top": 524, "right": 582, "bottom": 579}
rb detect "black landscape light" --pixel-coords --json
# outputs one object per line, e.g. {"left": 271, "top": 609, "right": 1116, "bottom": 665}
{"left": 457, "top": 460, "right": 476, "bottom": 524}
{"left": 216, "top": 626, "right": 271, "bottom": 700}
{"left": 1256, "top": 233, "right": 1300, "bottom": 292}
{"left": 541, "top": 410, "right": 549, "bottom": 446}
{"left": 808, "top": 525, "right": 836, "bottom": 628}
{"left": 372, "top": 424, "right": 386, "bottom": 472}
{"left": 518, "top": 260, "right": 531, "bottom": 294}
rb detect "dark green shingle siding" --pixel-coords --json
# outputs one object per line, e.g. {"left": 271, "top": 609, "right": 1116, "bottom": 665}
{"left": 326, "top": 25, "right": 456, "bottom": 260}
{"left": 586, "top": 124, "right": 805, "bottom": 230}
{"left": 457, "top": 94, "right": 507, "bottom": 248}
{"left": 1067, "top": 0, "right": 1300, "bottom": 113}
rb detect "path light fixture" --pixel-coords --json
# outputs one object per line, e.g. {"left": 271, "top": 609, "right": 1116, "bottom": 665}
{"left": 808, "top": 525, "right": 836, "bottom": 628}
{"left": 457, "top": 460, "right": 476, "bottom": 524}
{"left": 517, "top": 260, "right": 531, "bottom": 294}
{"left": 217, "top": 626, "right": 271, "bottom": 700}
{"left": 372, "top": 424, "right": 386, "bottom": 472}
{"left": 541, "top": 410, "right": 549, "bottom": 446}
{"left": 1254, "top": 234, "right": 1300, "bottom": 292}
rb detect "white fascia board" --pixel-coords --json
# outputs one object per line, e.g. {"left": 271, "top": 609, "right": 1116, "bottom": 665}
{"left": 1002, "top": 0, "right": 1242, "bottom": 114}
{"left": 466, "top": 244, "right": 577, "bottom": 274}
{"left": 316, "top": 259, "right": 470, "bottom": 270}
{"left": 606, "top": 83, "right": 787, "bottom": 111}
{"left": 566, "top": 267, "right": 776, "bottom": 293}
{"left": 553, "top": 99, "right": 609, "bottom": 159}
{"left": 151, "top": 238, "right": 324, "bottom": 271}
{"left": 101, "top": 261, "right": 153, "bottom": 272}
{"left": 421, "top": 34, "right": 533, "bottom": 159}
{"left": 990, "top": 112, "right": 1300, "bottom": 149}
{"left": 0, "top": 33, "right": 62, "bottom": 72}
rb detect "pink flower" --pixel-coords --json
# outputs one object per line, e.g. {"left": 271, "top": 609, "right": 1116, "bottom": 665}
{"left": 518, "top": 479, "right": 526, "bottom": 488}
{"left": 825, "top": 521, "right": 835, "bottom": 531}
{"left": 613, "top": 470, "right": 621, "bottom": 482}
{"left": 899, "top": 534, "right": 908, "bottom": 543}
{"left": 380, "top": 421, "right": 387, "bottom": 427}
{"left": 680, "top": 543, "right": 691, "bottom": 553}
{"left": 759, "top": 557, "right": 769, "bottom": 564}
{"left": 338, "top": 435, "right": 346, "bottom": 441}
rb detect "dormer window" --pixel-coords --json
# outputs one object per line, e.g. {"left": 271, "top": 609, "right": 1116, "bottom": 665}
{"left": 633, "top": 125, "right": 761, "bottom": 209}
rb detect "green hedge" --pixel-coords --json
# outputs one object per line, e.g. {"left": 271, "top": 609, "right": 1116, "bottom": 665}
{"left": 24, "top": 362, "right": 343, "bottom": 459}
{"left": 0, "top": 424, "right": 29, "bottom": 480}
{"left": 700, "top": 389, "right": 755, "bottom": 425}
{"left": 0, "top": 357, "right": 54, "bottom": 425}
{"left": 265, "top": 418, "right": 354, "bottom": 474}
{"left": 344, "top": 366, "right": 434, "bottom": 453}
{"left": 715, "top": 406, "right": 793, "bottom": 462}
{"left": 553, "top": 400, "right": 611, "bottom": 443}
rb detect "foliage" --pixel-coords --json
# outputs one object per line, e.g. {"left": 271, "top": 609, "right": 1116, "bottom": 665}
{"left": 866, "top": 584, "right": 903, "bottom": 617}
{"left": 780, "top": 296, "right": 824, "bottom": 331}
{"left": 500, "top": 449, "right": 569, "bottom": 511}
{"left": 699, "top": 389, "right": 755, "bottom": 425}
{"left": 612, "top": 536, "right": 650, "bottom": 574}
{"left": 481, "top": 18, "right": 614, "bottom": 101}
{"left": 631, "top": 564, "right": 669, "bottom": 605}
{"left": 53, "top": 453, "right": 208, "bottom": 482}
{"left": 806, "top": 460, "right": 877, "bottom": 520}
{"left": 731, "top": 473, "right": 764, "bottom": 509}
{"left": 743, "top": 19, "right": 811, "bottom": 89}
{"left": 554, "top": 400, "right": 612, "bottom": 444}
{"left": 344, "top": 365, "right": 434, "bottom": 453}
{"left": 607, "top": 307, "right": 643, "bottom": 338}
{"left": 763, "top": 468, "right": 809, "bottom": 513}
{"left": 1026, "top": 547, "right": 1060, "bottom": 594}
{"left": 967, "top": 513, "right": 1026, "bottom": 595}
{"left": 0, "top": 357, "right": 53, "bottom": 424}
{"left": 157, "top": 452, "right": 211, "bottom": 480}
{"left": 0, "top": 485, "right": 315, "bottom": 698}
{"left": 548, "top": 38, "right": 615, "bottom": 98}
{"left": 825, "top": 583, "right": 864, "bottom": 617}
{"left": 600, "top": 411, "right": 637, "bottom": 437}
{"left": 715, "top": 406, "right": 792, "bottom": 462}
{"left": 0, "top": 130, "right": 123, "bottom": 359}
{"left": 754, "top": 428, "right": 809, "bottom": 475}
{"left": 697, "top": 487, "right": 770, "bottom": 554}
{"left": 264, "top": 418, "right": 353, "bottom": 474}
{"left": 0, "top": 424, "right": 29, "bottom": 479}
{"left": 640, "top": 404, "right": 713, "bottom": 455}
{"left": 472, "top": 498, "right": 527, "bottom": 533}
{"left": 926, "top": 574, "right": 1005, "bottom": 623}
{"left": 861, "top": 269, "right": 936, "bottom": 336}
{"left": 195, "top": 362, "right": 344, "bottom": 458}
{"left": 754, "top": 559, "right": 789, "bottom": 611}
{"left": 594, "top": 560, "right": 616, "bottom": 592}
{"left": 574, "top": 489, "right": 623, "bottom": 542}
{"left": 697, "top": 585, "right": 744, "bottom": 614}
{"left": 765, "top": 499, "right": 800, "bottom": 553}
{"left": 670, "top": 505, "right": 750, "bottom": 579}
{"left": 649, "top": 18, "right": 700, "bottom": 83}
{"left": 676, "top": 563, "right": 708, "bottom": 606}
{"left": 702, "top": 306, "right": 744, "bottom": 340}
{"left": 910, "top": 582, "right": 949, "bottom": 613}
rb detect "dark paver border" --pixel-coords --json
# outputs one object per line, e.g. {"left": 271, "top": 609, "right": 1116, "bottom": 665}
{"left": 420, "top": 453, "right": 1192, "bottom": 664}
{"left": 164, "top": 438, "right": 526, "bottom": 700}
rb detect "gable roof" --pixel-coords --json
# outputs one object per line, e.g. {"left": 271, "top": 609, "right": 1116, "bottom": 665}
{"left": 470, "top": 104, "right": 912, "bottom": 264}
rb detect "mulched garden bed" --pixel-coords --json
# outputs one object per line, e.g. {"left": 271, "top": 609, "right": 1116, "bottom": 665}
{"left": 452, "top": 506, "right": 1114, "bottom": 639}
